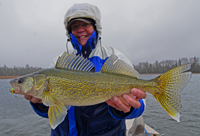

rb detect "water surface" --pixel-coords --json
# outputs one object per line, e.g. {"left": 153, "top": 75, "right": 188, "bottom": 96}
{"left": 0, "top": 74, "right": 199, "bottom": 136}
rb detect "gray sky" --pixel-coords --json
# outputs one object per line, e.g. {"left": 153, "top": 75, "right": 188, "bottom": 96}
{"left": 0, "top": 0, "right": 200, "bottom": 68}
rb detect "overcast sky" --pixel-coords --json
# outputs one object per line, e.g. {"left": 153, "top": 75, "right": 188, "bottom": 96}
{"left": 0, "top": 0, "right": 200, "bottom": 68}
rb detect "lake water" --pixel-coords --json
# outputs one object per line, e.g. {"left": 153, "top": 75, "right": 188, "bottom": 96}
{"left": 0, "top": 74, "right": 200, "bottom": 136}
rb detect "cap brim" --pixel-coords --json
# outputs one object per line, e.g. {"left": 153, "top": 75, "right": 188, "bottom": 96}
{"left": 67, "top": 18, "right": 91, "bottom": 31}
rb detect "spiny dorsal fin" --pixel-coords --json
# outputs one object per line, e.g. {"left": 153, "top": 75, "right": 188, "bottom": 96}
{"left": 55, "top": 52, "right": 94, "bottom": 72}
{"left": 101, "top": 55, "right": 140, "bottom": 78}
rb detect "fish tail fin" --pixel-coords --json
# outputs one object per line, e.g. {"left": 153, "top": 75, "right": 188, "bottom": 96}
{"left": 151, "top": 64, "right": 191, "bottom": 122}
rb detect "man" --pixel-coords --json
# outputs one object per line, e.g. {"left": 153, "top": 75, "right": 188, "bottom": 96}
{"left": 25, "top": 3, "right": 147, "bottom": 136}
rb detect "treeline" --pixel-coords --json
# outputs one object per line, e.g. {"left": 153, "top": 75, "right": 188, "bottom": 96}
{"left": 134, "top": 56, "right": 200, "bottom": 74}
{"left": 0, "top": 64, "right": 43, "bottom": 76}
{"left": 1, "top": 57, "right": 200, "bottom": 76}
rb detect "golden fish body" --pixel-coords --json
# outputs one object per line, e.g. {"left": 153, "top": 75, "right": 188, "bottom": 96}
{"left": 9, "top": 52, "right": 192, "bottom": 129}
{"left": 38, "top": 68, "right": 153, "bottom": 106}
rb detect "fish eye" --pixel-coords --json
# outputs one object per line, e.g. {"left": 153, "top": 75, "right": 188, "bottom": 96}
{"left": 18, "top": 78, "right": 24, "bottom": 84}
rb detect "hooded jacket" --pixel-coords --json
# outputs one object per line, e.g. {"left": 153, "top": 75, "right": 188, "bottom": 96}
{"left": 30, "top": 3, "right": 145, "bottom": 136}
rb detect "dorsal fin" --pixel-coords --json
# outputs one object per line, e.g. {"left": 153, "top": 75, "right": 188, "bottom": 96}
{"left": 101, "top": 55, "right": 140, "bottom": 78}
{"left": 55, "top": 52, "right": 94, "bottom": 72}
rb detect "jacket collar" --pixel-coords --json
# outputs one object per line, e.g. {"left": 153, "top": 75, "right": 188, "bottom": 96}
{"left": 70, "top": 30, "right": 97, "bottom": 58}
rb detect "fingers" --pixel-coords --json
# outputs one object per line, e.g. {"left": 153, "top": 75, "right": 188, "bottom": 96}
{"left": 122, "top": 94, "right": 141, "bottom": 109}
{"left": 106, "top": 99, "right": 122, "bottom": 111}
{"left": 130, "top": 88, "right": 147, "bottom": 99}
{"left": 113, "top": 96, "right": 131, "bottom": 112}
{"left": 24, "top": 95, "right": 42, "bottom": 103}
{"left": 122, "top": 88, "right": 146, "bottom": 109}
{"left": 106, "top": 97, "right": 131, "bottom": 113}
{"left": 106, "top": 88, "right": 147, "bottom": 113}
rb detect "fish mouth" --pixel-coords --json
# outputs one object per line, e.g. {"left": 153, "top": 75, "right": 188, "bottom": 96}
{"left": 9, "top": 81, "right": 22, "bottom": 94}
{"left": 9, "top": 85, "right": 21, "bottom": 94}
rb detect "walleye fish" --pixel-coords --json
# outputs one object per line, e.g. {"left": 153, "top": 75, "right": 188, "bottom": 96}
{"left": 9, "top": 52, "right": 191, "bottom": 129}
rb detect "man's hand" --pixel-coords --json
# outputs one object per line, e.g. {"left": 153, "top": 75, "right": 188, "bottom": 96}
{"left": 24, "top": 95, "right": 43, "bottom": 103}
{"left": 106, "top": 88, "right": 146, "bottom": 113}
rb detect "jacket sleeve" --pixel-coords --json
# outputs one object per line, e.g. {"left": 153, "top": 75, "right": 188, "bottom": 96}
{"left": 30, "top": 102, "right": 49, "bottom": 118}
{"left": 108, "top": 99, "right": 145, "bottom": 120}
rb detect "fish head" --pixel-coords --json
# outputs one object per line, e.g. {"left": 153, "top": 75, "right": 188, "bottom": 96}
{"left": 9, "top": 73, "right": 46, "bottom": 96}
{"left": 9, "top": 75, "right": 34, "bottom": 95}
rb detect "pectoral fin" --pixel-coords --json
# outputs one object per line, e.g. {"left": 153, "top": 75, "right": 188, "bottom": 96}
{"left": 48, "top": 99, "right": 68, "bottom": 129}
{"left": 42, "top": 89, "right": 70, "bottom": 129}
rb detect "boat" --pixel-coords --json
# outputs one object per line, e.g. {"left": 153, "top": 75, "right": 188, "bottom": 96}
{"left": 126, "top": 116, "right": 160, "bottom": 136}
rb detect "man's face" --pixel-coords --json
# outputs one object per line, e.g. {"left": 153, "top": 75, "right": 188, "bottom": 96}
{"left": 71, "top": 20, "right": 95, "bottom": 46}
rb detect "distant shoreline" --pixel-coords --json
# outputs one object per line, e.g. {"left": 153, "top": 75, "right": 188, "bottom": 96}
{"left": 0, "top": 73, "right": 199, "bottom": 79}
{"left": 0, "top": 76, "right": 21, "bottom": 79}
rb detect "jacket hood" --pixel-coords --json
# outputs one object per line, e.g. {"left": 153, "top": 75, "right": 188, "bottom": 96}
{"left": 64, "top": 3, "right": 102, "bottom": 38}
